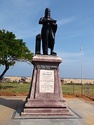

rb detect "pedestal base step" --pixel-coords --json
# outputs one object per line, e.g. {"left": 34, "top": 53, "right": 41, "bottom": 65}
{"left": 21, "top": 107, "right": 72, "bottom": 116}
{"left": 25, "top": 99, "right": 67, "bottom": 108}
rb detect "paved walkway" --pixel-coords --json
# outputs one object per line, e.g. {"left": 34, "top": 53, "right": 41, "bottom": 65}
{"left": 0, "top": 96, "right": 94, "bottom": 125}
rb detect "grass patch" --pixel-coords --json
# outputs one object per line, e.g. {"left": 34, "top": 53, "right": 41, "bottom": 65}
{"left": 62, "top": 84, "right": 94, "bottom": 96}
{"left": 0, "top": 82, "right": 94, "bottom": 97}
{"left": 0, "top": 82, "right": 30, "bottom": 94}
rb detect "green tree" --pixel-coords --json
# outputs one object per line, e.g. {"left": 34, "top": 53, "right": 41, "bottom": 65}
{"left": 0, "top": 29, "right": 33, "bottom": 79}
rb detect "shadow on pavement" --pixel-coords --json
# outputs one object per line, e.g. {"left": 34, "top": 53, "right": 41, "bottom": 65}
{"left": 0, "top": 97, "right": 24, "bottom": 113}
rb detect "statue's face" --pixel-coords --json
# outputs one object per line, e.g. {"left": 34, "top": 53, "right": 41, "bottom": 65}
{"left": 45, "top": 8, "right": 50, "bottom": 18}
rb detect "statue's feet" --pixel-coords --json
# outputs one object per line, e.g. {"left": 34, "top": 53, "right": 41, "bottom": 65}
{"left": 44, "top": 52, "right": 48, "bottom": 55}
{"left": 51, "top": 51, "right": 57, "bottom": 56}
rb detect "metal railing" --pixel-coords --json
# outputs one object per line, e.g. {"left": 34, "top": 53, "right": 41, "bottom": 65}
{"left": 62, "top": 83, "right": 94, "bottom": 98}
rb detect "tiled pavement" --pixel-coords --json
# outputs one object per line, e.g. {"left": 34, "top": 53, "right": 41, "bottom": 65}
{"left": 0, "top": 96, "right": 94, "bottom": 125}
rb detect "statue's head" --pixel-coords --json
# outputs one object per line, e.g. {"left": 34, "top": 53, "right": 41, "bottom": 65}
{"left": 45, "top": 8, "right": 50, "bottom": 18}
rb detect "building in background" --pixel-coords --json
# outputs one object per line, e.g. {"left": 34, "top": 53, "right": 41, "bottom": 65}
{"left": 61, "top": 78, "right": 94, "bottom": 84}
{"left": 3, "top": 76, "right": 31, "bottom": 83}
{"left": 2, "top": 76, "right": 94, "bottom": 84}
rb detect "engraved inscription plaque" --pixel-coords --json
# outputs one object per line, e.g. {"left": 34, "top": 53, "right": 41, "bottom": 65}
{"left": 39, "top": 70, "right": 54, "bottom": 93}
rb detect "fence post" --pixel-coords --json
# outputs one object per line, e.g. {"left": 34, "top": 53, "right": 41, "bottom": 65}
{"left": 87, "top": 83, "right": 90, "bottom": 96}
{"left": 0, "top": 80, "right": 2, "bottom": 96}
{"left": 81, "top": 84, "right": 83, "bottom": 96}
{"left": 73, "top": 82, "right": 74, "bottom": 95}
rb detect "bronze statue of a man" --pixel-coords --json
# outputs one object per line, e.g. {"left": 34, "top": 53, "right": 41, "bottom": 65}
{"left": 39, "top": 8, "right": 57, "bottom": 55}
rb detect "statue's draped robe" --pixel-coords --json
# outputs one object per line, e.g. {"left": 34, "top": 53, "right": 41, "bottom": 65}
{"left": 39, "top": 17, "right": 57, "bottom": 54}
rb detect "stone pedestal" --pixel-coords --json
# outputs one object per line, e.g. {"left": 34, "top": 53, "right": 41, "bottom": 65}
{"left": 22, "top": 55, "right": 71, "bottom": 116}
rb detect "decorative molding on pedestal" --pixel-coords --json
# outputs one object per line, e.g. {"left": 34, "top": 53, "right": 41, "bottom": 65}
{"left": 21, "top": 55, "right": 72, "bottom": 116}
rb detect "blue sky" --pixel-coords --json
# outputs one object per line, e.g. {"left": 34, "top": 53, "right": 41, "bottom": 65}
{"left": 0, "top": 0, "right": 94, "bottom": 78}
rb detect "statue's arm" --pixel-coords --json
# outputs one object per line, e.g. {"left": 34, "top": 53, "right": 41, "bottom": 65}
{"left": 39, "top": 17, "right": 44, "bottom": 24}
{"left": 50, "top": 18, "right": 57, "bottom": 23}
{"left": 39, "top": 17, "right": 57, "bottom": 25}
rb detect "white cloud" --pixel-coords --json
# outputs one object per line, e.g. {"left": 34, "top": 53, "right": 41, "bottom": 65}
{"left": 57, "top": 16, "right": 77, "bottom": 27}
{"left": 57, "top": 51, "right": 82, "bottom": 66}
{"left": 64, "top": 34, "right": 81, "bottom": 39}
{"left": 58, "top": 51, "right": 81, "bottom": 59}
